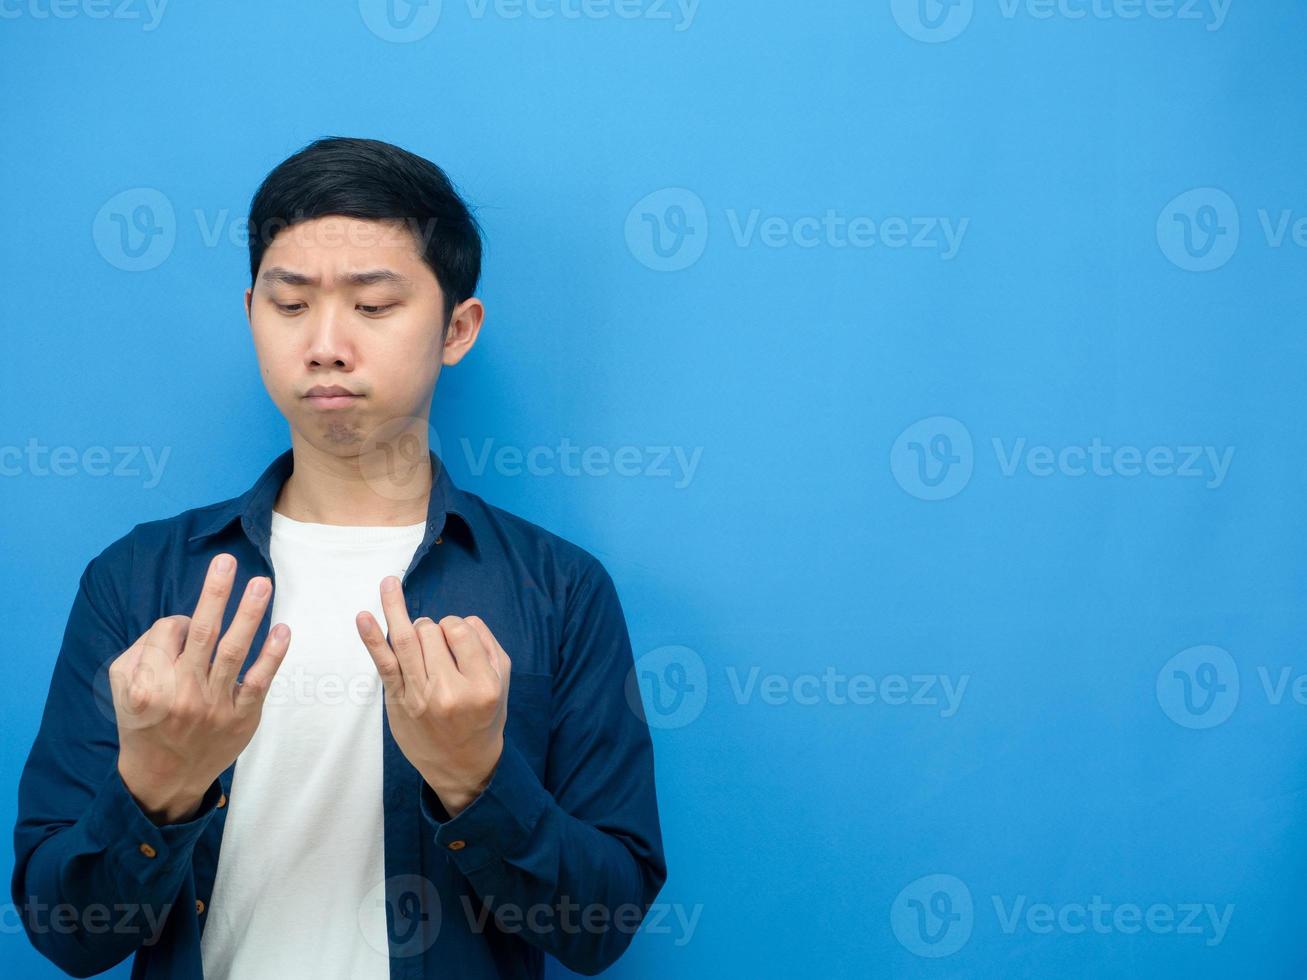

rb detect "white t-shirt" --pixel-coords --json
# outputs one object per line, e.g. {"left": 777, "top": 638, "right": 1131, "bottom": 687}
{"left": 199, "top": 510, "right": 427, "bottom": 980}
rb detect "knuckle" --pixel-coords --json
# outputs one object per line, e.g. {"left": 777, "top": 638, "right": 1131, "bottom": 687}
{"left": 202, "top": 579, "right": 229, "bottom": 600}
{"left": 187, "top": 619, "right": 216, "bottom": 646}
{"left": 214, "top": 638, "right": 244, "bottom": 664}
{"left": 159, "top": 617, "right": 187, "bottom": 645}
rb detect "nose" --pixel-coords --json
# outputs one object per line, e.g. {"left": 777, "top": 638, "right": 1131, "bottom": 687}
{"left": 303, "top": 302, "right": 356, "bottom": 371}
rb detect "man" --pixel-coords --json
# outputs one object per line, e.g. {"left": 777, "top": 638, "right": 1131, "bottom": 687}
{"left": 12, "top": 136, "right": 667, "bottom": 979}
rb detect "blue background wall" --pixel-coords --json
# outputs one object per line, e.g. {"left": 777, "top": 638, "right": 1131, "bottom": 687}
{"left": 2, "top": 1, "right": 1303, "bottom": 976}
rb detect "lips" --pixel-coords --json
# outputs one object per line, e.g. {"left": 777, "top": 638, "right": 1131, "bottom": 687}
{"left": 304, "top": 385, "right": 363, "bottom": 410}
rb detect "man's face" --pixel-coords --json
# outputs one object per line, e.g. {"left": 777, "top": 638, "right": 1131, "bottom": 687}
{"left": 245, "top": 214, "right": 478, "bottom": 452}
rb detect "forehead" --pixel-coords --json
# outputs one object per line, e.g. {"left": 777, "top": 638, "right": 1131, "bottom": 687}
{"left": 259, "top": 215, "right": 436, "bottom": 285}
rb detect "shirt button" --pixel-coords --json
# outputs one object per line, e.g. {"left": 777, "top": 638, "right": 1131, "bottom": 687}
{"left": 195, "top": 899, "right": 206, "bottom": 915}
{"left": 447, "top": 840, "right": 466, "bottom": 851}
{"left": 138, "top": 843, "right": 157, "bottom": 859}
{"left": 217, "top": 793, "right": 227, "bottom": 809}
{"left": 435, "top": 536, "right": 443, "bottom": 545}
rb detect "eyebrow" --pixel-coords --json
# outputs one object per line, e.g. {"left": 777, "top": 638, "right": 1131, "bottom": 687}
{"left": 260, "top": 266, "right": 412, "bottom": 287}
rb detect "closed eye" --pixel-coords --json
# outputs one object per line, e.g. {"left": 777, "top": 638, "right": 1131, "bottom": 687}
{"left": 272, "top": 302, "right": 396, "bottom": 315}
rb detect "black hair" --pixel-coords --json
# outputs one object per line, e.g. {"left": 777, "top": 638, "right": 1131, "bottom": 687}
{"left": 247, "top": 136, "right": 482, "bottom": 328}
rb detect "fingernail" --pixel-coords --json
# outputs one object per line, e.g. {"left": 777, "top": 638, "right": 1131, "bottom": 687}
{"left": 251, "top": 578, "right": 270, "bottom": 598}
{"left": 215, "top": 555, "right": 232, "bottom": 573}
{"left": 382, "top": 576, "right": 398, "bottom": 593}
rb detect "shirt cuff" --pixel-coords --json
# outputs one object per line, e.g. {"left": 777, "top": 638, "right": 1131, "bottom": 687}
{"left": 418, "top": 736, "right": 551, "bottom": 874}
{"left": 85, "top": 766, "right": 224, "bottom": 882}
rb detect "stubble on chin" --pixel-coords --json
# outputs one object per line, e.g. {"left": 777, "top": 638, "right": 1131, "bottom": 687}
{"left": 322, "top": 420, "right": 365, "bottom": 446}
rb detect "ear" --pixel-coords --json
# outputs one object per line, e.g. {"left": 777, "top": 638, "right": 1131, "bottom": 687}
{"left": 244, "top": 286, "right": 253, "bottom": 325}
{"left": 441, "top": 297, "right": 485, "bottom": 367}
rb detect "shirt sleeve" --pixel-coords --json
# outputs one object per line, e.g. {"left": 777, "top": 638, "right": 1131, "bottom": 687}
{"left": 417, "top": 559, "right": 668, "bottom": 975}
{"left": 11, "top": 546, "right": 224, "bottom": 978}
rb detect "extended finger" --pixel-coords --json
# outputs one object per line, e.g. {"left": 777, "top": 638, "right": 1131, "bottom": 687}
{"left": 233, "top": 623, "right": 291, "bottom": 718}
{"left": 357, "top": 611, "right": 405, "bottom": 703}
{"left": 379, "top": 576, "right": 427, "bottom": 688}
{"left": 207, "top": 576, "right": 272, "bottom": 696}
{"left": 180, "top": 554, "right": 237, "bottom": 675}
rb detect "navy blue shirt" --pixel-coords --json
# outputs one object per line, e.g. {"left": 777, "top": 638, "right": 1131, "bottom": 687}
{"left": 12, "top": 447, "right": 666, "bottom": 978}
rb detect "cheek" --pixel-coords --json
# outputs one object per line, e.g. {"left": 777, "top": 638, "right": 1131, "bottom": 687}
{"left": 250, "top": 332, "right": 295, "bottom": 394}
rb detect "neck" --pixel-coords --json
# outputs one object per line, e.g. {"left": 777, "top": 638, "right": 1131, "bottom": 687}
{"left": 273, "top": 433, "right": 432, "bottom": 527}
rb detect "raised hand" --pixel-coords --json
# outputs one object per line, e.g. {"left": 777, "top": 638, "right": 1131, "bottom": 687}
{"left": 356, "top": 576, "right": 509, "bottom": 817}
{"left": 109, "top": 553, "right": 291, "bottom": 825}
